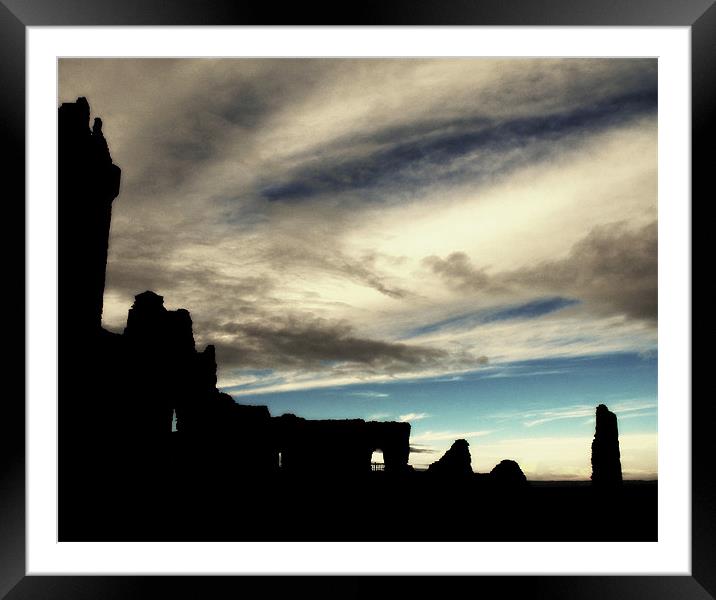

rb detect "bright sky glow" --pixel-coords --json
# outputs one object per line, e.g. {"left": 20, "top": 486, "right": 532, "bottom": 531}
{"left": 59, "top": 58, "right": 658, "bottom": 479}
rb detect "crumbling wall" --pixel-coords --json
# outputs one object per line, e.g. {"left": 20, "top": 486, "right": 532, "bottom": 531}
{"left": 427, "top": 439, "right": 473, "bottom": 476}
{"left": 274, "top": 415, "right": 411, "bottom": 476}
{"left": 366, "top": 421, "right": 411, "bottom": 472}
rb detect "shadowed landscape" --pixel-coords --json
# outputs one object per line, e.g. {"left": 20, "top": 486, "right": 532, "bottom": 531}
{"left": 58, "top": 96, "right": 656, "bottom": 542}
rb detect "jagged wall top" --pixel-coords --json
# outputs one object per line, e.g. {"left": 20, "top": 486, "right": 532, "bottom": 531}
{"left": 59, "top": 96, "right": 120, "bottom": 198}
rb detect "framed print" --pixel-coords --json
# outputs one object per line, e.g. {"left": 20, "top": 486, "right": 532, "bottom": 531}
{"left": 8, "top": 0, "right": 710, "bottom": 598}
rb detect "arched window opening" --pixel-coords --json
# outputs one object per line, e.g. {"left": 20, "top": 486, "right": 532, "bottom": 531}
{"left": 371, "top": 449, "right": 384, "bottom": 472}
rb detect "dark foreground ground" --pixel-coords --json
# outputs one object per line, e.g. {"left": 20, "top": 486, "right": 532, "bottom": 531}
{"left": 60, "top": 473, "right": 657, "bottom": 542}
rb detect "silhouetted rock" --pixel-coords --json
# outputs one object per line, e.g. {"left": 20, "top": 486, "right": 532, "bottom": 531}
{"left": 591, "top": 404, "right": 623, "bottom": 486}
{"left": 490, "top": 459, "right": 528, "bottom": 487}
{"left": 427, "top": 439, "right": 473, "bottom": 476}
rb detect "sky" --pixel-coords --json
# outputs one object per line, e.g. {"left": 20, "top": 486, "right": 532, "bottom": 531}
{"left": 59, "top": 58, "right": 658, "bottom": 479}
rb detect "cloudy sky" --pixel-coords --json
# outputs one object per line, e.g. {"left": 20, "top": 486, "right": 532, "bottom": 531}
{"left": 59, "top": 58, "right": 657, "bottom": 478}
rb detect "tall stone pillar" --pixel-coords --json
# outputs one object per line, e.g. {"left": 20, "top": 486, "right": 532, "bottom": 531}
{"left": 591, "top": 404, "right": 623, "bottom": 486}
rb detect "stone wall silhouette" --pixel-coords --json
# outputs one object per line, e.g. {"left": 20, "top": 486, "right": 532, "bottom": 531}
{"left": 273, "top": 415, "right": 411, "bottom": 475}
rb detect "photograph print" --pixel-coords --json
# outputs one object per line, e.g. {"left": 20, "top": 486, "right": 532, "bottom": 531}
{"left": 58, "top": 57, "right": 658, "bottom": 542}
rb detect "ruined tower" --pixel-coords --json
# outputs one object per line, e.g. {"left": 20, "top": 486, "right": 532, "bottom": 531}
{"left": 59, "top": 97, "right": 121, "bottom": 334}
{"left": 590, "top": 404, "right": 623, "bottom": 486}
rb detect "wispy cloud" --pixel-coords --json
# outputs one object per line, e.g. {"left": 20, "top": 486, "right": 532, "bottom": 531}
{"left": 368, "top": 413, "right": 391, "bottom": 421}
{"left": 398, "top": 412, "right": 430, "bottom": 422}
{"left": 523, "top": 406, "right": 597, "bottom": 428}
{"left": 479, "top": 368, "right": 569, "bottom": 380}
{"left": 411, "top": 430, "right": 494, "bottom": 443}
{"left": 348, "top": 391, "right": 390, "bottom": 399}
{"left": 522, "top": 401, "right": 657, "bottom": 427}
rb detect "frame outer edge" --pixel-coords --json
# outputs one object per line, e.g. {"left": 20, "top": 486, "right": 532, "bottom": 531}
{"left": 0, "top": 1, "right": 26, "bottom": 599}
{"left": 691, "top": 1, "right": 716, "bottom": 598}
{"left": 7, "top": 0, "right": 712, "bottom": 597}
{"left": 0, "top": 0, "right": 715, "bottom": 26}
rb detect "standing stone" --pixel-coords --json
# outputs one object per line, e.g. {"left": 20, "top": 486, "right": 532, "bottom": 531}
{"left": 591, "top": 404, "right": 623, "bottom": 486}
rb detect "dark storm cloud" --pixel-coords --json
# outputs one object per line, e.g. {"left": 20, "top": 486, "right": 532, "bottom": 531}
{"left": 508, "top": 220, "right": 658, "bottom": 322}
{"left": 260, "top": 89, "right": 657, "bottom": 203}
{"left": 424, "top": 221, "right": 657, "bottom": 323}
{"left": 211, "top": 315, "right": 449, "bottom": 372}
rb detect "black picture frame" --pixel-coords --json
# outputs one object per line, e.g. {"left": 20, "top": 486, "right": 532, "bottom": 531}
{"left": 5, "top": 0, "right": 709, "bottom": 597}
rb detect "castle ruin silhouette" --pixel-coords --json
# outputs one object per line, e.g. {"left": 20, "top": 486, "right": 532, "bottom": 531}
{"left": 58, "top": 98, "right": 647, "bottom": 542}
{"left": 60, "top": 97, "right": 413, "bottom": 479}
